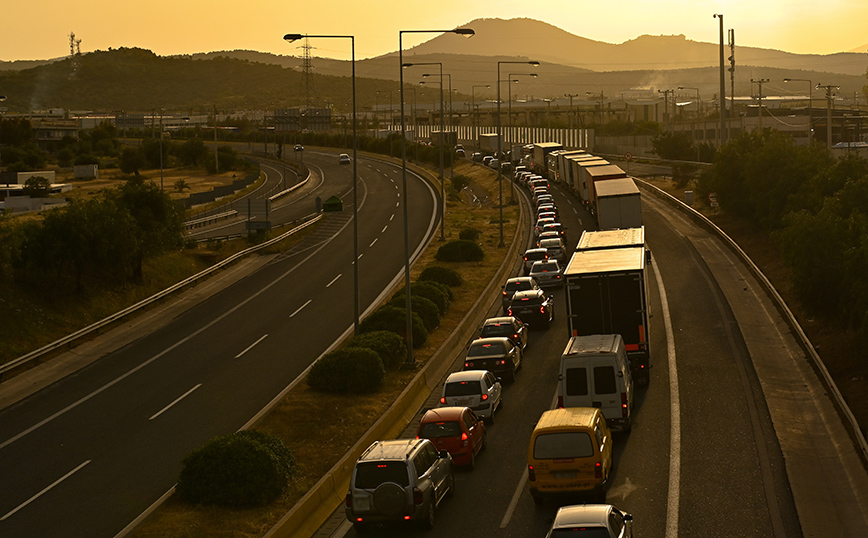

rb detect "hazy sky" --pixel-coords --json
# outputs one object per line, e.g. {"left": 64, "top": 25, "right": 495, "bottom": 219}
{"left": 3, "top": 0, "right": 867, "bottom": 62}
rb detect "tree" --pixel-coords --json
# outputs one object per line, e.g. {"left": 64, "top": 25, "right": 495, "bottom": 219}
{"left": 119, "top": 147, "right": 149, "bottom": 175}
{"left": 174, "top": 179, "right": 189, "bottom": 192}
{"left": 22, "top": 176, "right": 51, "bottom": 197}
{"left": 651, "top": 131, "right": 698, "bottom": 188}
{"left": 176, "top": 138, "right": 208, "bottom": 167}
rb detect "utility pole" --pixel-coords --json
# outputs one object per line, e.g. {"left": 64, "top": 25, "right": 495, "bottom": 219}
{"left": 728, "top": 29, "right": 736, "bottom": 125}
{"left": 751, "top": 78, "right": 769, "bottom": 130}
{"left": 817, "top": 83, "right": 840, "bottom": 149}
{"left": 714, "top": 14, "right": 726, "bottom": 145}
{"left": 565, "top": 93, "right": 579, "bottom": 130}
{"left": 657, "top": 89, "right": 674, "bottom": 130}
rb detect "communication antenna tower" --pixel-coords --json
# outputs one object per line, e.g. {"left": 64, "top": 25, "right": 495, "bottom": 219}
{"left": 69, "top": 32, "right": 81, "bottom": 56}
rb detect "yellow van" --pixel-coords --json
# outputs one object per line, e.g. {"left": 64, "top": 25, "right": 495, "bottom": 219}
{"left": 527, "top": 407, "right": 613, "bottom": 504}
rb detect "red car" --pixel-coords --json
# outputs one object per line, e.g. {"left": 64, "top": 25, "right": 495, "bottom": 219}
{"left": 416, "top": 407, "right": 486, "bottom": 468}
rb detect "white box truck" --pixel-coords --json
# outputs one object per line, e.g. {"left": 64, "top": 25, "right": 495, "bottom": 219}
{"left": 594, "top": 177, "right": 642, "bottom": 230}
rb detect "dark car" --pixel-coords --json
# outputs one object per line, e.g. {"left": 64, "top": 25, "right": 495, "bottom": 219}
{"left": 464, "top": 337, "right": 522, "bottom": 382}
{"left": 501, "top": 276, "right": 541, "bottom": 313}
{"left": 522, "top": 247, "right": 550, "bottom": 275}
{"left": 471, "top": 152, "right": 483, "bottom": 162}
{"left": 479, "top": 316, "right": 528, "bottom": 350}
{"left": 508, "top": 289, "right": 554, "bottom": 328}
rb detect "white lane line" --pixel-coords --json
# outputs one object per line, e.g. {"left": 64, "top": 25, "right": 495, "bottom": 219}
{"left": 235, "top": 334, "right": 268, "bottom": 359}
{"left": 149, "top": 384, "right": 202, "bottom": 420}
{"left": 290, "top": 300, "right": 312, "bottom": 318}
{"left": 396, "top": 200, "right": 400, "bottom": 207}
{"left": 500, "top": 467, "right": 529, "bottom": 528}
{"left": 369, "top": 238, "right": 378, "bottom": 247}
{"left": 326, "top": 274, "right": 342, "bottom": 288}
{"left": 381, "top": 225, "right": 388, "bottom": 233}
{"left": 1, "top": 460, "right": 91, "bottom": 521}
{"left": 390, "top": 214, "right": 395, "bottom": 221}
{"left": 653, "top": 261, "right": 681, "bottom": 538}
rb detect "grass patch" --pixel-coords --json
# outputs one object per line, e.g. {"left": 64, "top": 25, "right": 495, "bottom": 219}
{"left": 128, "top": 160, "right": 517, "bottom": 537}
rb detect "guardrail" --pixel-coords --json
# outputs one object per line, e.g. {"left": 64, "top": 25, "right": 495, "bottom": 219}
{"left": 635, "top": 178, "right": 868, "bottom": 464}
{"left": 183, "top": 210, "right": 238, "bottom": 230}
{"left": 0, "top": 214, "right": 323, "bottom": 382}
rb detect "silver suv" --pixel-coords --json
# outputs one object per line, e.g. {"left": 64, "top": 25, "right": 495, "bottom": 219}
{"left": 345, "top": 438, "right": 454, "bottom": 531}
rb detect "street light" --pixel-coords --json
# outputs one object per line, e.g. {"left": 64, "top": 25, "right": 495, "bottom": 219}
{"left": 509, "top": 73, "right": 538, "bottom": 140}
{"left": 497, "top": 60, "right": 539, "bottom": 247}
{"left": 472, "top": 85, "right": 490, "bottom": 147}
{"left": 784, "top": 78, "right": 813, "bottom": 144}
{"left": 399, "top": 27, "right": 475, "bottom": 366}
{"left": 376, "top": 90, "right": 393, "bottom": 130}
{"left": 714, "top": 13, "right": 726, "bottom": 144}
{"left": 284, "top": 32, "right": 361, "bottom": 334}
{"left": 677, "top": 86, "right": 701, "bottom": 115}
{"left": 817, "top": 82, "right": 840, "bottom": 149}
{"left": 406, "top": 62, "right": 445, "bottom": 242}
{"left": 424, "top": 73, "right": 458, "bottom": 182}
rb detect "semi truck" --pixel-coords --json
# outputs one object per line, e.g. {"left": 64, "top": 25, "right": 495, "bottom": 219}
{"left": 530, "top": 142, "right": 563, "bottom": 175}
{"left": 585, "top": 164, "right": 628, "bottom": 214}
{"left": 594, "top": 177, "right": 642, "bottom": 230}
{"left": 563, "top": 245, "right": 650, "bottom": 384}
{"left": 479, "top": 133, "right": 502, "bottom": 153}
{"left": 548, "top": 149, "right": 587, "bottom": 185}
{"left": 570, "top": 158, "right": 610, "bottom": 203}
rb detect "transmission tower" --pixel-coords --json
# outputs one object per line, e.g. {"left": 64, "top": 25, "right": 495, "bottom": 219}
{"left": 300, "top": 37, "right": 316, "bottom": 110}
{"left": 69, "top": 32, "right": 81, "bottom": 56}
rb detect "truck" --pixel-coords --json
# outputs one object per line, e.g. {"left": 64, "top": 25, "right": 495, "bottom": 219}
{"left": 570, "top": 157, "right": 610, "bottom": 203}
{"left": 585, "top": 164, "right": 628, "bottom": 215}
{"left": 548, "top": 149, "right": 587, "bottom": 184}
{"left": 576, "top": 226, "right": 645, "bottom": 252}
{"left": 479, "top": 133, "right": 502, "bottom": 154}
{"left": 563, "top": 246, "right": 650, "bottom": 384}
{"left": 594, "top": 177, "right": 642, "bottom": 230}
{"left": 530, "top": 142, "right": 563, "bottom": 175}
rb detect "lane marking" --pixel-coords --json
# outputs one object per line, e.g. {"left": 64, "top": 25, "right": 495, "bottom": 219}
{"left": 289, "top": 300, "right": 312, "bottom": 318}
{"left": 381, "top": 225, "right": 388, "bottom": 233}
{"left": 500, "top": 467, "right": 529, "bottom": 528}
{"left": 390, "top": 214, "right": 395, "bottom": 221}
{"left": 326, "top": 274, "right": 342, "bottom": 288}
{"left": 1, "top": 460, "right": 91, "bottom": 521}
{"left": 149, "top": 384, "right": 202, "bottom": 420}
{"left": 369, "top": 238, "right": 378, "bottom": 247}
{"left": 652, "top": 259, "right": 681, "bottom": 538}
{"left": 235, "top": 334, "right": 269, "bottom": 359}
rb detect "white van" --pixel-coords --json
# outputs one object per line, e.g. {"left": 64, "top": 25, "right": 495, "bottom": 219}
{"left": 557, "top": 334, "right": 633, "bottom": 432}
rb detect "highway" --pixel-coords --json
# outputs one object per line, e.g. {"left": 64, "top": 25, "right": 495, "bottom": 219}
{"left": 316, "top": 171, "right": 811, "bottom": 537}
{"left": 0, "top": 150, "right": 438, "bottom": 538}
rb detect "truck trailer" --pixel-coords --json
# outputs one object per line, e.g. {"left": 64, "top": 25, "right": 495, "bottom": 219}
{"left": 585, "top": 164, "right": 628, "bottom": 214}
{"left": 564, "top": 246, "right": 650, "bottom": 384}
{"left": 531, "top": 142, "right": 563, "bottom": 175}
{"left": 594, "top": 177, "right": 642, "bottom": 230}
{"left": 570, "top": 158, "right": 610, "bottom": 203}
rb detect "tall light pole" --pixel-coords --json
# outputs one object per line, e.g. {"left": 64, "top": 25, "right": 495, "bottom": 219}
{"left": 497, "top": 60, "right": 539, "bottom": 247}
{"left": 657, "top": 89, "right": 673, "bottom": 130}
{"left": 714, "top": 13, "right": 726, "bottom": 145}
{"left": 399, "top": 27, "right": 475, "bottom": 366}
{"left": 472, "top": 84, "right": 490, "bottom": 147}
{"left": 565, "top": 92, "right": 579, "bottom": 131}
{"left": 285, "top": 33, "right": 360, "bottom": 334}
{"left": 406, "top": 61, "right": 445, "bottom": 242}
{"left": 509, "top": 73, "right": 538, "bottom": 142}
{"left": 377, "top": 90, "right": 393, "bottom": 130}
{"left": 784, "top": 78, "right": 813, "bottom": 145}
{"left": 817, "top": 83, "right": 840, "bottom": 149}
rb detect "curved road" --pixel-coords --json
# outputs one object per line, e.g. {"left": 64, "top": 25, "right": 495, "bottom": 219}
{"left": 0, "top": 151, "right": 438, "bottom": 537}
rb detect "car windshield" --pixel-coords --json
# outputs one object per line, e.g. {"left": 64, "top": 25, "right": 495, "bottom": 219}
{"left": 354, "top": 461, "right": 410, "bottom": 488}
{"left": 468, "top": 341, "right": 506, "bottom": 356}
{"left": 419, "top": 421, "right": 462, "bottom": 439}
{"left": 533, "top": 432, "right": 594, "bottom": 459}
{"left": 549, "top": 528, "right": 610, "bottom": 538}
{"left": 444, "top": 380, "right": 482, "bottom": 396}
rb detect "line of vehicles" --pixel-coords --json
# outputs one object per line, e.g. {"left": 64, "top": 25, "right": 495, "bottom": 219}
{"left": 344, "top": 143, "right": 646, "bottom": 536}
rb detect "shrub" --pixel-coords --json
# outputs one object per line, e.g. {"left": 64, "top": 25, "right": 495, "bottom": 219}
{"left": 458, "top": 227, "right": 480, "bottom": 241}
{"left": 451, "top": 174, "right": 471, "bottom": 191}
{"left": 393, "top": 281, "right": 449, "bottom": 314}
{"left": 435, "top": 239, "right": 485, "bottom": 262}
{"left": 306, "top": 347, "right": 385, "bottom": 394}
{"left": 176, "top": 430, "right": 295, "bottom": 507}
{"left": 419, "top": 265, "right": 463, "bottom": 287}
{"left": 423, "top": 279, "right": 455, "bottom": 302}
{"left": 359, "top": 305, "right": 428, "bottom": 348}
{"left": 390, "top": 294, "right": 441, "bottom": 331}
{"left": 348, "top": 330, "right": 407, "bottom": 370}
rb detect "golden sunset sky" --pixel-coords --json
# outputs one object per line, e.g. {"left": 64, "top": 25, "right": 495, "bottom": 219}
{"left": 3, "top": 0, "right": 867, "bottom": 62}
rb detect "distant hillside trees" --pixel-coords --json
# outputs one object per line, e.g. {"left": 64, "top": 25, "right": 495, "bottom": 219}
{"left": 698, "top": 130, "right": 868, "bottom": 335}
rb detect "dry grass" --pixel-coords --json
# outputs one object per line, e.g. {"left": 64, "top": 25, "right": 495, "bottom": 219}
{"left": 128, "top": 161, "right": 517, "bottom": 537}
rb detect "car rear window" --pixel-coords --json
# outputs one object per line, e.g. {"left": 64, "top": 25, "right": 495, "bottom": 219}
{"left": 480, "top": 324, "right": 513, "bottom": 339}
{"left": 444, "top": 380, "right": 482, "bottom": 396}
{"left": 419, "top": 421, "right": 462, "bottom": 439}
{"left": 526, "top": 251, "right": 547, "bottom": 260}
{"left": 505, "top": 280, "right": 531, "bottom": 292}
{"left": 468, "top": 341, "right": 506, "bottom": 356}
{"left": 354, "top": 461, "right": 410, "bottom": 488}
{"left": 533, "top": 432, "right": 594, "bottom": 459}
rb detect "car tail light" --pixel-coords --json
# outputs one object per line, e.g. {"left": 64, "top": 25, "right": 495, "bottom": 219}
{"left": 481, "top": 393, "right": 488, "bottom": 401}
{"left": 413, "top": 487, "right": 424, "bottom": 505}
{"left": 595, "top": 462, "right": 602, "bottom": 479}
{"left": 540, "top": 306, "right": 546, "bottom": 314}
{"left": 346, "top": 493, "right": 353, "bottom": 508}
{"left": 464, "top": 361, "right": 472, "bottom": 369}
{"left": 513, "top": 333, "right": 519, "bottom": 340}
{"left": 440, "top": 397, "right": 446, "bottom": 404}
{"left": 622, "top": 393, "right": 629, "bottom": 416}
{"left": 557, "top": 395, "right": 563, "bottom": 408}
{"left": 461, "top": 432, "right": 468, "bottom": 441}
{"left": 495, "top": 360, "right": 505, "bottom": 366}
{"left": 528, "top": 465, "right": 536, "bottom": 481}
{"left": 508, "top": 308, "right": 514, "bottom": 316}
